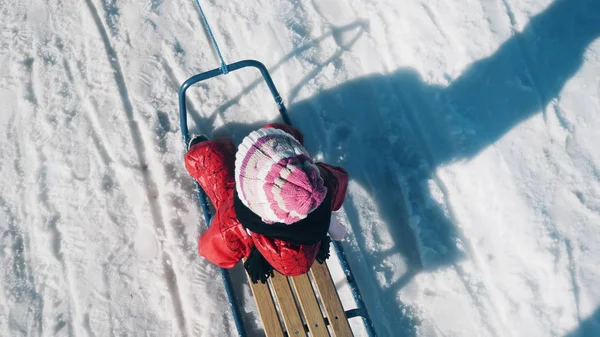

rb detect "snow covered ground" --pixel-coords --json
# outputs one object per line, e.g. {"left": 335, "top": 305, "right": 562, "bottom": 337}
{"left": 1, "top": 0, "right": 599, "bottom": 336}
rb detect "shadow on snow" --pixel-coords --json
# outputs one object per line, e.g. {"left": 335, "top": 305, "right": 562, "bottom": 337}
{"left": 183, "top": 0, "right": 600, "bottom": 335}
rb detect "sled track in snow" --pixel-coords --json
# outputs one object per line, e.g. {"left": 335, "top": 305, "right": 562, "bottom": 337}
{"left": 496, "top": 1, "right": 585, "bottom": 323}
{"left": 3, "top": 92, "right": 44, "bottom": 336}
{"left": 0, "top": 194, "right": 44, "bottom": 336}
{"left": 420, "top": 2, "right": 451, "bottom": 45}
{"left": 547, "top": 104, "right": 583, "bottom": 321}
{"left": 498, "top": 0, "right": 549, "bottom": 122}
{"left": 62, "top": 53, "right": 119, "bottom": 169}
{"left": 23, "top": 33, "right": 81, "bottom": 335}
{"left": 84, "top": 0, "right": 190, "bottom": 335}
{"left": 36, "top": 149, "right": 78, "bottom": 337}
{"left": 564, "top": 238, "right": 582, "bottom": 321}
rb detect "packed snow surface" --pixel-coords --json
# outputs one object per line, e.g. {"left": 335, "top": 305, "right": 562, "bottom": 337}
{"left": 1, "top": 0, "right": 599, "bottom": 336}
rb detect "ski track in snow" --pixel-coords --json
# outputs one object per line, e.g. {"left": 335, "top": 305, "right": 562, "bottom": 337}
{"left": 1, "top": 0, "right": 600, "bottom": 336}
{"left": 83, "top": 1, "right": 190, "bottom": 335}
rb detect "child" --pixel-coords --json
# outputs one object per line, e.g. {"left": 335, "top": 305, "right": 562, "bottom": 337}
{"left": 184, "top": 123, "right": 348, "bottom": 283}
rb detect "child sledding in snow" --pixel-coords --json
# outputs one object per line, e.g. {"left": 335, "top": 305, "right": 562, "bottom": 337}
{"left": 184, "top": 123, "right": 348, "bottom": 283}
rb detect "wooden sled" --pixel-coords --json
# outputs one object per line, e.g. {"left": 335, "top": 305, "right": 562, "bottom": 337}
{"left": 179, "top": 60, "right": 376, "bottom": 337}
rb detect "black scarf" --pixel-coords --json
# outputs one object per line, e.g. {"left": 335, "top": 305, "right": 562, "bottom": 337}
{"left": 234, "top": 187, "right": 332, "bottom": 283}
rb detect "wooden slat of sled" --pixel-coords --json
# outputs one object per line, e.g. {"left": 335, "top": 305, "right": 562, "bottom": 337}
{"left": 247, "top": 262, "right": 355, "bottom": 337}
{"left": 247, "top": 277, "right": 285, "bottom": 337}
{"left": 290, "top": 274, "right": 330, "bottom": 337}
{"left": 270, "top": 272, "right": 307, "bottom": 337}
{"left": 310, "top": 262, "right": 354, "bottom": 337}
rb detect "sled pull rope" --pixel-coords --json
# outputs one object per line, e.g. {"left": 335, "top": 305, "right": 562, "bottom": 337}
{"left": 193, "top": 0, "right": 229, "bottom": 74}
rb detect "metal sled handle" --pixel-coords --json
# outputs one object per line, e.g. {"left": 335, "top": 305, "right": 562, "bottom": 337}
{"left": 178, "top": 59, "right": 291, "bottom": 145}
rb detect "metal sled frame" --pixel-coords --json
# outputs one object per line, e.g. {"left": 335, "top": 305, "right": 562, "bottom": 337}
{"left": 179, "top": 60, "right": 376, "bottom": 337}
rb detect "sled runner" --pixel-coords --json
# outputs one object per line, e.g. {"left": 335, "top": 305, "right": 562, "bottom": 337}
{"left": 179, "top": 60, "right": 376, "bottom": 337}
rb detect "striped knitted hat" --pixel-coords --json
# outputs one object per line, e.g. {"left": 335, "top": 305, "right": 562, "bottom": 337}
{"left": 234, "top": 128, "right": 327, "bottom": 225}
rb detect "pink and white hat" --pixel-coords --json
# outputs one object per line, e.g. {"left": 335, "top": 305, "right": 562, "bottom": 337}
{"left": 234, "top": 128, "right": 327, "bottom": 225}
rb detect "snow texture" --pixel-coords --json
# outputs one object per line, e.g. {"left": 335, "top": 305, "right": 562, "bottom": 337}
{"left": 0, "top": 0, "right": 599, "bottom": 336}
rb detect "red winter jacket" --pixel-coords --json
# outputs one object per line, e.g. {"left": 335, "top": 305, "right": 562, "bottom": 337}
{"left": 184, "top": 124, "right": 348, "bottom": 276}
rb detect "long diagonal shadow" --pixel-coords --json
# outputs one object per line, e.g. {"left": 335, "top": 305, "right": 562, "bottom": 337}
{"left": 284, "top": 0, "right": 599, "bottom": 334}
